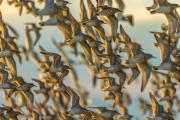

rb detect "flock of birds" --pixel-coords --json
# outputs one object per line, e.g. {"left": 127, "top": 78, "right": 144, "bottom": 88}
{"left": 0, "top": 0, "right": 179, "bottom": 119}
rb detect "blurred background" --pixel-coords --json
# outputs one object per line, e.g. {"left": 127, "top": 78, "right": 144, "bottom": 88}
{"left": 0, "top": 0, "right": 180, "bottom": 119}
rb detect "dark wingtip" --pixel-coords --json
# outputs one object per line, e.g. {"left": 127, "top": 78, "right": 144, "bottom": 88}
{"left": 127, "top": 78, "right": 135, "bottom": 85}
{"left": 40, "top": 51, "right": 47, "bottom": 55}
{"left": 43, "top": 69, "right": 49, "bottom": 73}
{"left": 127, "top": 15, "right": 134, "bottom": 26}
{"left": 146, "top": 7, "right": 151, "bottom": 11}
{"left": 141, "top": 86, "right": 144, "bottom": 93}
{"left": 39, "top": 22, "right": 45, "bottom": 26}
{"left": 141, "top": 82, "right": 145, "bottom": 93}
{"left": 149, "top": 10, "right": 156, "bottom": 14}
{"left": 153, "top": 66, "right": 158, "bottom": 70}
{"left": 33, "top": 41, "right": 38, "bottom": 46}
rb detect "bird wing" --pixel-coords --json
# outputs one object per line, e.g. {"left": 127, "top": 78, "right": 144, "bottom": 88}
{"left": 127, "top": 67, "right": 140, "bottom": 85}
{"left": 137, "top": 63, "right": 151, "bottom": 92}
{"left": 32, "top": 78, "right": 45, "bottom": 90}
{"left": 80, "top": 0, "right": 88, "bottom": 21}
{"left": 65, "top": 86, "right": 80, "bottom": 108}
{"left": 107, "top": 15, "right": 118, "bottom": 41}
{"left": 21, "top": 91, "right": 34, "bottom": 110}
{"left": 5, "top": 23, "right": 19, "bottom": 39}
{"left": 25, "top": 26, "right": 33, "bottom": 51}
{"left": 70, "top": 15, "right": 81, "bottom": 36}
{"left": 146, "top": 0, "right": 158, "bottom": 10}
{"left": 0, "top": 11, "right": 6, "bottom": 36}
{"left": 149, "top": 92, "right": 160, "bottom": 117}
{"left": 155, "top": 33, "right": 170, "bottom": 62}
{"left": 39, "top": 45, "right": 50, "bottom": 62}
{"left": 114, "top": 0, "right": 125, "bottom": 11}
{"left": 158, "top": 0, "right": 168, "bottom": 5}
{"left": 33, "top": 25, "right": 41, "bottom": 46}
{"left": 96, "top": 0, "right": 105, "bottom": 8}
{"left": 87, "top": 0, "right": 96, "bottom": 19}
{"left": 107, "top": 0, "right": 112, "bottom": 6}
{"left": 10, "top": 77, "right": 25, "bottom": 87}
{"left": 1, "top": 69, "right": 9, "bottom": 83}
{"left": 40, "top": 51, "right": 61, "bottom": 67}
{"left": 79, "top": 41, "right": 93, "bottom": 64}
{"left": 120, "top": 25, "right": 132, "bottom": 43}
{"left": 5, "top": 56, "right": 17, "bottom": 78}
{"left": 166, "top": 12, "right": 178, "bottom": 35}
{"left": 30, "top": 51, "right": 42, "bottom": 66}
{"left": 88, "top": 106, "right": 106, "bottom": 111}
{"left": 40, "top": 51, "right": 59, "bottom": 57}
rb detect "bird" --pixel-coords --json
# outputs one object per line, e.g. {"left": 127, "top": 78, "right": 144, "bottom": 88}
{"left": 64, "top": 86, "right": 90, "bottom": 115}
{"left": 121, "top": 26, "right": 154, "bottom": 92}
{"left": 25, "top": 23, "right": 42, "bottom": 46}
{"left": 148, "top": 92, "right": 174, "bottom": 119}
{"left": 146, "top": 0, "right": 159, "bottom": 11}
{"left": 150, "top": 2, "right": 180, "bottom": 14}
{"left": 80, "top": 0, "right": 97, "bottom": 40}
{"left": 32, "top": 78, "right": 50, "bottom": 105}
{"left": 12, "top": 0, "right": 36, "bottom": 16}
{"left": 88, "top": 106, "right": 119, "bottom": 119}
{"left": 40, "top": 51, "right": 71, "bottom": 77}
{"left": 96, "top": 6, "right": 123, "bottom": 16}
